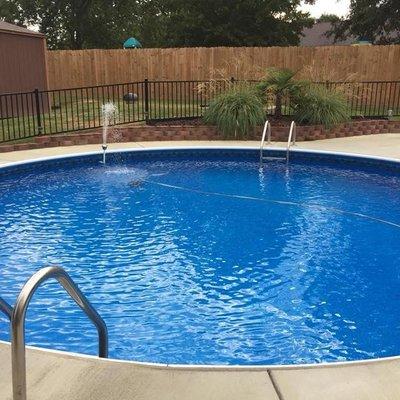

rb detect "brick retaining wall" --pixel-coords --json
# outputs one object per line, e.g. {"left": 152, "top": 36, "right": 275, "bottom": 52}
{"left": 1, "top": 120, "right": 400, "bottom": 153}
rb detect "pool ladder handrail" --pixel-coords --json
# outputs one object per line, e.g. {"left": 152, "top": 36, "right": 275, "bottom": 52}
{"left": 259, "top": 120, "right": 272, "bottom": 164}
{"left": 260, "top": 120, "right": 297, "bottom": 165}
{"left": 286, "top": 121, "right": 297, "bottom": 162}
{"left": 1, "top": 266, "right": 108, "bottom": 400}
{"left": 0, "top": 296, "right": 13, "bottom": 320}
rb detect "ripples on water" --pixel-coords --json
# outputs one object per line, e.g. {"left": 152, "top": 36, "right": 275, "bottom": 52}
{"left": 0, "top": 153, "right": 399, "bottom": 365}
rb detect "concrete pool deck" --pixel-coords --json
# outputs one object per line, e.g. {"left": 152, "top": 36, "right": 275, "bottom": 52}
{"left": 1, "top": 133, "right": 400, "bottom": 399}
{"left": 0, "top": 133, "right": 399, "bottom": 164}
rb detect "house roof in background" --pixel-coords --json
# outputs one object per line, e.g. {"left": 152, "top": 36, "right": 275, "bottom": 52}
{"left": 301, "top": 22, "right": 355, "bottom": 46}
{"left": 0, "top": 21, "right": 45, "bottom": 38}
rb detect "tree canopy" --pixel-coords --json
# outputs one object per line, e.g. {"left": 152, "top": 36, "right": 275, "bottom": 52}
{"left": 317, "top": 14, "right": 340, "bottom": 24}
{"left": 160, "top": 0, "right": 314, "bottom": 47}
{"left": 334, "top": 0, "right": 400, "bottom": 44}
{"left": 1, "top": 0, "right": 143, "bottom": 49}
{"left": 0, "top": 0, "right": 315, "bottom": 49}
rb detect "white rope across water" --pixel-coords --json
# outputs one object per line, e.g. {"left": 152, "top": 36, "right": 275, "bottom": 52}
{"left": 144, "top": 179, "right": 400, "bottom": 230}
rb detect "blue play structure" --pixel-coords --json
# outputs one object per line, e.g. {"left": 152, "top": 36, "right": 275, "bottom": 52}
{"left": 123, "top": 37, "right": 142, "bottom": 49}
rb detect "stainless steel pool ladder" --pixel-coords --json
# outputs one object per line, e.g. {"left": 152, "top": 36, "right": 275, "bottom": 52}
{"left": 0, "top": 296, "right": 12, "bottom": 320}
{"left": 0, "top": 266, "right": 108, "bottom": 400}
{"left": 286, "top": 121, "right": 297, "bottom": 162}
{"left": 260, "top": 120, "right": 297, "bottom": 165}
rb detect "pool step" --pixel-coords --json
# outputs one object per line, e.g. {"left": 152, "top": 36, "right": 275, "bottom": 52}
{"left": 262, "top": 156, "right": 286, "bottom": 161}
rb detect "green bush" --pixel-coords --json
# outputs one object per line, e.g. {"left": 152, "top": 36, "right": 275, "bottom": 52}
{"left": 256, "top": 68, "right": 304, "bottom": 118}
{"left": 203, "top": 84, "right": 265, "bottom": 139}
{"left": 294, "top": 84, "right": 351, "bottom": 128}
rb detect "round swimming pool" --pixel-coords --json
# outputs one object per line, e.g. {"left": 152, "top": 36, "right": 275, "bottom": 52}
{"left": 0, "top": 148, "right": 399, "bottom": 366}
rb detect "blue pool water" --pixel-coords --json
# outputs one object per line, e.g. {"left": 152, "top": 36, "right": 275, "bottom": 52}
{"left": 0, "top": 149, "right": 400, "bottom": 365}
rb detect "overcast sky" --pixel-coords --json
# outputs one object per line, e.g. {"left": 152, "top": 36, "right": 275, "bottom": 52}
{"left": 301, "top": 0, "right": 350, "bottom": 18}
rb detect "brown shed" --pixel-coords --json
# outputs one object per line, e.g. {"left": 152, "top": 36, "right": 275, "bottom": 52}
{"left": 0, "top": 21, "right": 48, "bottom": 94}
{"left": 0, "top": 22, "right": 48, "bottom": 119}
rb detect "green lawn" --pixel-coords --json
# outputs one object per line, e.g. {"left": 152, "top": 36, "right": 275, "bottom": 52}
{"left": 0, "top": 98, "right": 203, "bottom": 143}
{"left": 1, "top": 96, "right": 399, "bottom": 144}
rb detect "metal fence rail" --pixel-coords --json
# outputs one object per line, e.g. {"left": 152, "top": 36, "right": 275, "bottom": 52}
{"left": 324, "top": 81, "right": 400, "bottom": 118}
{"left": 0, "top": 79, "right": 399, "bottom": 144}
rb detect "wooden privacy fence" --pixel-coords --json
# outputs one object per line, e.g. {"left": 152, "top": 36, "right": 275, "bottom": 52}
{"left": 46, "top": 45, "right": 400, "bottom": 90}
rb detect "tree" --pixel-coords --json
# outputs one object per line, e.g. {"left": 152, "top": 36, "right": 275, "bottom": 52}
{"left": 334, "top": 0, "right": 400, "bottom": 44}
{"left": 0, "top": 0, "right": 22, "bottom": 23}
{"left": 1, "top": 0, "right": 158, "bottom": 49}
{"left": 317, "top": 14, "right": 340, "bottom": 23}
{"left": 161, "top": 0, "right": 315, "bottom": 47}
{"left": 257, "top": 68, "right": 304, "bottom": 117}
{"left": 1, "top": 0, "right": 315, "bottom": 49}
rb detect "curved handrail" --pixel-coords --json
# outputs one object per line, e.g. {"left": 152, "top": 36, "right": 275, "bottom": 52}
{"left": 260, "top": 120, "right": 271, "bottom": 148}
{"left": 259, "top": 120, "right": 271, "bottom": 163}
{"left": 11, "top": 266, "right": 108, "bottom": 400}
{"left": 286, "top": 121, "right": 296, "bottom": 162}
{"left": 0, "top": 296, "right": 13, "bottom": 320}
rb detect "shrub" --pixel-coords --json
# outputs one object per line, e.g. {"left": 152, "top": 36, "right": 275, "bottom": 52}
{"left": 294, "top": 84, "right": 351, "bottom": 128}
{"left": 203, "top": 83, "right": 265, "bottom": 139}
{"left": 256, "top": 68, "right": 304, "bottom": 118}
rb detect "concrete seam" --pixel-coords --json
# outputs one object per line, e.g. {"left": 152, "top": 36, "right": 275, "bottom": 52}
{"left": 267, "top": 370, "right": 285, "bottom": 400}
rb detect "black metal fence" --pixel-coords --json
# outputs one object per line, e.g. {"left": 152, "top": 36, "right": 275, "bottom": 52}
{"left": 0, "top": 79, "right": 400, "bottom": 144}
{"left": 324, "top": 81, "right": 400, "bottom": 118}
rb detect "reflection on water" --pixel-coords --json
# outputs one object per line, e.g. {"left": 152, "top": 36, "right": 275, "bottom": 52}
{"left": 0, "top": 155, "right": 399, "bottom": 365}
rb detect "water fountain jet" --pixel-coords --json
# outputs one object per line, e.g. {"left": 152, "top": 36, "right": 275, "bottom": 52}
{"left": 101, "top": 102, "right": 118, "bottom": 164}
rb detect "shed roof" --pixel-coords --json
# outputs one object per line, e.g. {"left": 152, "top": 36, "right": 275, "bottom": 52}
{"left": 0, "top": 21, "right": 45, "bottom": 38}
